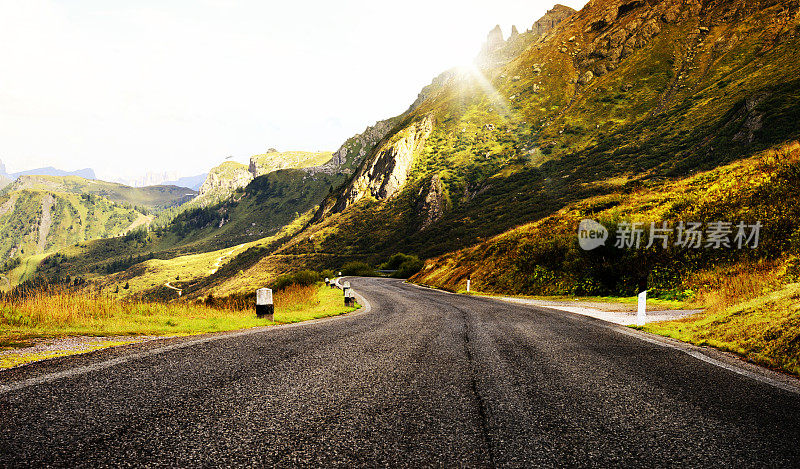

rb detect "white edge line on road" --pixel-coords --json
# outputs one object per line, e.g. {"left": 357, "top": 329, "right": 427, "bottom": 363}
{"left": 611, "top": 326, "right": 800, "bottom": 395}
{"left": 411, "top": 281, "right": 800, "bottom": 395}
{"left": 515, "top": 299, "right": 800, "bottom": 395}
{"left": 0, "top": 285, "right": 372, "bottom": 396}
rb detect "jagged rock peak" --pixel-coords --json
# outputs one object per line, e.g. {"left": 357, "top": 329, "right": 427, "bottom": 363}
{"left": 531, "top": 4, "right": 576, "bottom": 36}
{"left": 482, "top": 25, "right": 505, "bottom": 55}
{"left": 510, "top": 25, "right": 520, "bottom": 37}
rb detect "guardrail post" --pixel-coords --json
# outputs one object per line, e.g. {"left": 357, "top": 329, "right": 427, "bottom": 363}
{"left": 256, "top": 288, "right": 274, "bottom": 320}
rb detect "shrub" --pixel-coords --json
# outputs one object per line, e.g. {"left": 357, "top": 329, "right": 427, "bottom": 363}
{"left": 272, "top": 270, "right": 321, "bottom": 291}
{"left": 292, "top": 270, "right": 321, "bottom": 287}
{"left": 340, "top": 261, "right": 376, "bottom": 277}
{"left": 320, "top": 269, "right": 336, "bottom": 280}
{"left": 394, "top": 257, "right": 424, "bottom": 278}
{"left": 380, "top": 253, "right": 417, "bottom": 271}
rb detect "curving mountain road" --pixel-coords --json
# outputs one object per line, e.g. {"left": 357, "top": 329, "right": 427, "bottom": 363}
{"left": 2, "top": 277, "right": 800, "bottom": 467}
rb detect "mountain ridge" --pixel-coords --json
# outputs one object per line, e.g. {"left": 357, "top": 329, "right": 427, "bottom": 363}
{"left": 195, "top": 0, "right": 800, "bottom": 296}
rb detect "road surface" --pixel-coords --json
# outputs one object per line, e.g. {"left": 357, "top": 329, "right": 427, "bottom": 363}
{"left": 1, "top": 277, "right": 799, "bottom": 467}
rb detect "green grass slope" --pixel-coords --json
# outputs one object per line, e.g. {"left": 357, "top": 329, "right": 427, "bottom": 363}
{"left": 250, "top": 151, "right": 333, "bottom": 177}
{"left": 0, "top": 190, "right": 146, "bottom": 272}
{"left": 33, "top": 168, "right": 343, "bottom": 286}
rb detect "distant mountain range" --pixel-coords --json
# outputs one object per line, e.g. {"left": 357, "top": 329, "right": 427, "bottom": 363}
{"left": 161, "top": 174, "right": 207, "bottom": 191}
{"left": 0, "top": 160, "right": 207, "bottom": 191}
{"left": 113, "top": 171, "right": 208, "bottom": 190}
{"left": 0, "top": 161, "right": 96, "bottom": 182}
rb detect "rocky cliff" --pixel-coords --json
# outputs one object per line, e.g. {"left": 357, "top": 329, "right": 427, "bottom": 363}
{"left": 476, "top": 4, "right": 576, "bottom": 67}
{"left": 308, "top": 117, "right": 403, "bottom": 176}
{"left": 334, "top": 116, "right": 434, "bottom": 212}
{"left": 196, "top": 161, "right": 253, "bottom": 206}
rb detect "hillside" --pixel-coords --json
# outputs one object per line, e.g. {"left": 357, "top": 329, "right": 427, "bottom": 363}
{"left": 2, "top": 175, "right": 197, "bottom": 209}
{"left": 191, "top": 151, "right": 332, "bottom": 207}
{"left": 30, "top": 132, "right": 396, "bottom": 290}
{"left": 193, "top": 161, "right": 254, "bottom": 207}
{"left": 0, "top": 175, "right": 197, "bottom": 287}
{"left": 413, "top": 141, "right": 800, "bottom": 296}
{"left": 192, "top": 0, "right": 800, "bottom": 295}
{"left": 0, "top": 189, "right": 147, "bottom": 283}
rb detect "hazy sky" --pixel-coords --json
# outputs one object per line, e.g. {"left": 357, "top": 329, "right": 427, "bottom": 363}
{"left": 0, "top": 0, "right": 587, "bottom": 180}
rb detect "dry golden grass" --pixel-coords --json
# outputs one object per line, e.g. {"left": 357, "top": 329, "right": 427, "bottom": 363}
{"left": 687, "top": 260, "right": 783, "bottom": 314}
{"left": 644, "top": 258, "right": 800, "bottom": 375}
{"left": 0, "top": 283, "right": 356, "bottom": 348}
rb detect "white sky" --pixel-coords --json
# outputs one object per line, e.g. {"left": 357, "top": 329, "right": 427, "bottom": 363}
{"left": 0, "top": 0, "right": 587, "bottom": 181}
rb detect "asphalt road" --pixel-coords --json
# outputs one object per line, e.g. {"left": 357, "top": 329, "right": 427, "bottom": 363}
{"left": 2, "top": 277, "right": 800, "bottom": 467}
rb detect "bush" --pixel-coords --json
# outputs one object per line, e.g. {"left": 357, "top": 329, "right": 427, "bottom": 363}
{"left": 292, "top": 270, "right": 321, "bottom": 286}
{"left": 394, "top": 257, "right": 424, "bottom": 278}
{"left": 380, "top": 253, "right": 424, "bottom": 278}
{"left": 272, "top": 270, "right": 321, "bottom": 291}
{"left": 340, "top": 261, "right": 376, "bottom": 277}
{"left": 320, "top": 269, "right": 336, "bottom": 280}
{"left": 380, "top": 253, "right": 416, "bottom": 271}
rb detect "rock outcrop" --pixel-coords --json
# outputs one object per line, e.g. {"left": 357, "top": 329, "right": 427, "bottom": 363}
{"left": 532, "top": 4, "right": 576, "bottom": 36}
{"left": 335, "top": 116, "right": 434, "bottom": 212}
{"left": 196, "top": 161, "right": 253, "bottom": 205}
{"left": 417, "top": 174, "right": 445, "bottom": 230}
{"left": 477, "top": 5, "right": 577, "bottom": 67}
{"left": 481, "top": 25, "right": 505, "bottom": 57}
{"left": 308, "top": 117, "right": 401, "bottom": 176}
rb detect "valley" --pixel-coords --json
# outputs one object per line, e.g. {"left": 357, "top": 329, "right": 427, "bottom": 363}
{"left": 2, "top": 0, "right": 800, "bottom": 465}
{"left": 3, "top": 0, "right": 800, "bottom": 377}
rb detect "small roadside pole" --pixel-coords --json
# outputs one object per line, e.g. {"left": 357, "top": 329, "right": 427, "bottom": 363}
{"left": 636, "top": 279, "right": 647, "bottom": 326}
{"left": 466, "top": 275, "right": 471, "bottom": 293}
{"left": 256, "top": 288, "right": 274, "bottom": 321}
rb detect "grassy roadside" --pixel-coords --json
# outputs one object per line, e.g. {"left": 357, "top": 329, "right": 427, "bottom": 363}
{"left": 0, "top": 283, "right": 358, "bottom": 368}
{"left": 456, "top": 289, "right": 692, "bottom": 310}
{"left": 641, "top": 283, "right": 800, "bottom": 376}
{"left": 411, "top": 281, "right": 693, "bottom": 310}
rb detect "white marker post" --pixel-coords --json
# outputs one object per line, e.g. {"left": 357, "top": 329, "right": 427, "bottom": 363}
{"left": 344, "top": 288, "right": 355, "bottom": 307}
{"left": 256, "top": 288, "right": 274, "bottom": 320}
{"left": 466, "top": 275, "right": 471, "bottom": 293}
{"left": 636, "top": 290, "right": 647, "bottom": 326}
